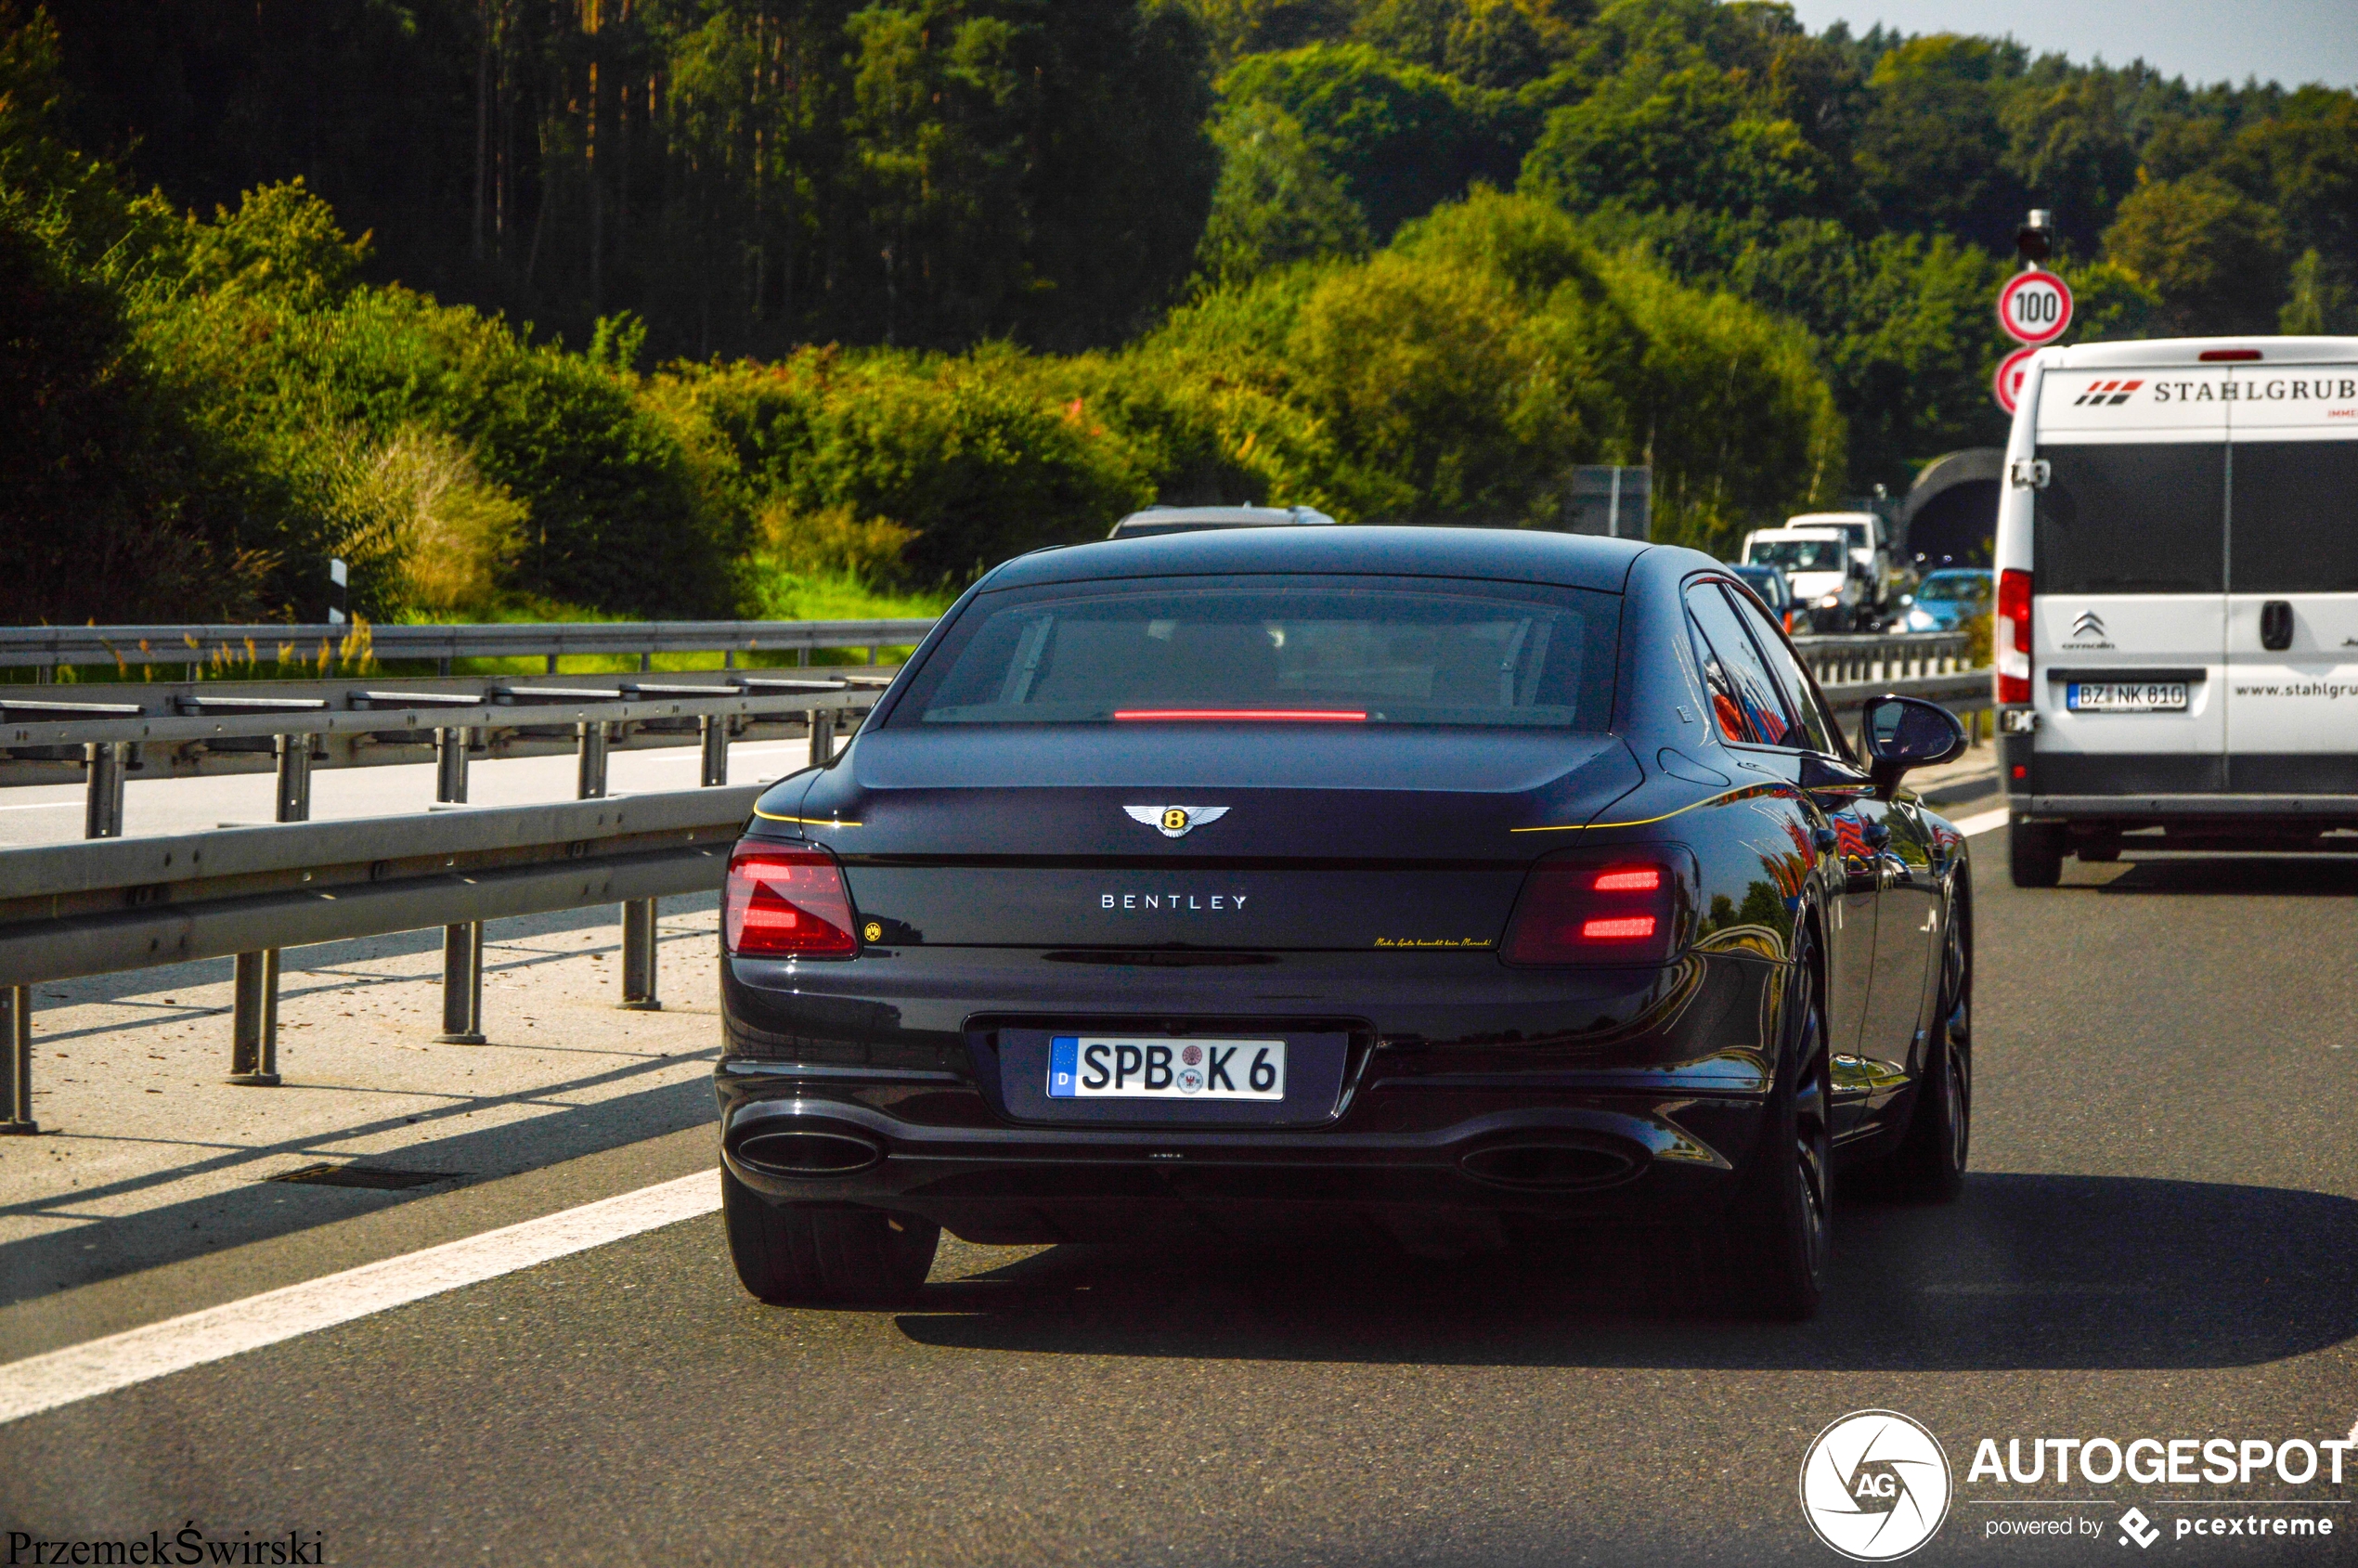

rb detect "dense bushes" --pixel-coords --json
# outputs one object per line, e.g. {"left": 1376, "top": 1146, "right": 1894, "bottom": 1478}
{"left": 5, "top": 5, "right": 1846, "bottom": 625}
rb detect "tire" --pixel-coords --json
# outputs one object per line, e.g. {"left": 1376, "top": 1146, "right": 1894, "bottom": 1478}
{"left": 722, "top": 1166, "right": 939, "bottom": 1305}
{"left": 2009, "top": 818, "right": 2064, "bottom": 888}
{"left": 1709, "top": 924, "right": 1833, "bottom": 1321}
{"left": 1885, "top": 885, "right": 1972, "bottom": 1202}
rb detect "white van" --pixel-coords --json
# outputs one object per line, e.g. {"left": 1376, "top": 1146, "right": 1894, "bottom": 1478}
{"left": 1993, "top": 336, "right": 2358, "bottom": 885}
{"left": 1784, "top": 510, "right": 1897, "bottom": 614}
{"left": 1742, "top": 526, "right": 1861, "bottom": 631}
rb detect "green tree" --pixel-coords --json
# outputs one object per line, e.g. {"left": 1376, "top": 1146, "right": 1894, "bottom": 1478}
{"left": 1520, "top": 61, "right": 1841, "bottom": 222}
{"left": 1218, "top": 43, "right": 1532, "bottom": 239}
{"left": 1194, "top": 99, "right": 1372, "bottom": 288}
{"left": 1855, "top": 33, "right": 2027, "bottom": 245}
{"left": 2102, "top": 174, "right": 2286, "bottom": 336}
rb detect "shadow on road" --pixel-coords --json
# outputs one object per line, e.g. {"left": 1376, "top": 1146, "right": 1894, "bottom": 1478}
{"left": 2080, "top": 856, "right": 2358, "bottom": 897}
{"left": 891, "top": 1173, "right": 2358, "bottom": 1371}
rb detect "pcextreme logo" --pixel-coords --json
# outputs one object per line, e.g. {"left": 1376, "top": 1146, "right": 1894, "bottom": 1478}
{"left": 1800, "top": 1409, "right": 1954, "bottom": 1561}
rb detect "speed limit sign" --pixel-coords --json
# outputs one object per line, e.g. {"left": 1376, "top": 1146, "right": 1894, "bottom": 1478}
{"left": 1997, "top": 270, "right": 2072, "bottom": 345}
{"left": 1992, "top": 344, "right": 2038, "bottom": 414}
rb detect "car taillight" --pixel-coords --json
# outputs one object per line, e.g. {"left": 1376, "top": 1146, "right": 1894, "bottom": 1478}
{"left": 1996, "top": 568, "right": 2032, "bottom": 706}
{"left": 1502, "top": 853, "right": 1689, "bottom": 966}
{"left": 723, "top": 844, "right": 859, "bottom": 958}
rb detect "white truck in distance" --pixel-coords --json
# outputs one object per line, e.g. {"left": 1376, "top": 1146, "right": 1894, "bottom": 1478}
{"left": 1742, "top": 526, "right": 1864, "bottom": 632}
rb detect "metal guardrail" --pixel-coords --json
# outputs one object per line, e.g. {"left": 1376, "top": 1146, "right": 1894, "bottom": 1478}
{"left": 0, "top": 787, "right": 760, "bottom": 1134}
{"left": 0, "top": 618, "right": 939, "bottom": 676}
{"left": 4, "top": 619, "right": 1963, "bottom": 680}
{"left": 1794, "top": 631, "right": 1974, "bottom": 687}
{"left": 0, "top": 670, "right": 897, "bottom": 796}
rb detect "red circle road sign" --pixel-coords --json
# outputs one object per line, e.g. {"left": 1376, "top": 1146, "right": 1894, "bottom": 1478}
{"left": 1997, "top": 269, "right": 2073, "bottom": 345}
{"left": 1992, "top": 345, "right": 2039, "bottom": 414}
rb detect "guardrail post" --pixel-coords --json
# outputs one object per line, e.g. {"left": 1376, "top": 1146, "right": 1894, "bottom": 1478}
{"left": 437, "top": 922, "right": 486, "bottom": 1043}
{"left": 2, "top": 986, "right": 36, "bottom": 1134}
{"left": 699, "top": 715, "right": 730, "bottom": 787}
{"left": 228, "top": 735, "right": 312, "bottom": 1085}
{"left": 620, "top": 899, "right": 661, "bottom": 1011}
{"left": 432, "top": 725, "right": 485, "bottom": 1041}
{"left": 810, "top": 709, "right": 836, "bottom": 767}
{"left": 577, "top": 721, "right": 609, "bottom": 800}
{"left": 227, "top": 951, "right": 281, "bottom": 1084}
{"left": 273, "top": 734, "right": 312, "bottom": 823}
{"left": 434, "top": 726, "right": 470, "bottom": 805}
{"left": 84, "top": 741, "right": 126, "bottom": 838}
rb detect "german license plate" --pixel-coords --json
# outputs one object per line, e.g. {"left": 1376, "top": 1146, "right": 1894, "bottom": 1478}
{"left": 1047, "top": 1036, "right": 1285, "bottom": 1100}
{"left": 2066, "top": 681, "right": 2188, "bottom": 713}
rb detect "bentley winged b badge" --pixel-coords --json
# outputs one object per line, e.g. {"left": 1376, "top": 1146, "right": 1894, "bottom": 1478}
{"left": 1124, "top": 805, "right": 1229, "bottom": 839}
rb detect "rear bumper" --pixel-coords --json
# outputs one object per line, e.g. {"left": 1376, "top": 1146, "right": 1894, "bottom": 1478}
{"left": 2015, "top": 792, "right": 2358, "bottom": 820}
{"left": 714, "top": 945, "right": 1783, "bottom": 1241}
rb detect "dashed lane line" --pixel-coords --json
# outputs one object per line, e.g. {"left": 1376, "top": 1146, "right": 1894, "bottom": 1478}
{"left": 1952, "top": 807, "right": 2008, "bottom": 838}
{"left": 0, "top": 1170, "right": 721, "bottom": 1427}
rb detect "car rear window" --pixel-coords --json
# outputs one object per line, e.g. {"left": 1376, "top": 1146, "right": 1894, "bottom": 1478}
{"left": 892, "top": 575, "right": 1620, "bottom": 729}
{"left": 2034, "top": 443, "right": 2224, "bottom": 594}
{"left": 2230, "top": 440, "right": 2358, "bottom": 593}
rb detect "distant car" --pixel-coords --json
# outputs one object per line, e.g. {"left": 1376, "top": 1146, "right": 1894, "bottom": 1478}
{"left": 1901, "top": 568, "right": 1992, "bottom": 633}
{"left": 1741, "top": 528, "right": 1862, "bottom": 631}
{"left": 1727, "top": 564, "right": 1798, "bottom": 633}
{"left": 714, "top": 526, "right": 1978, "bottom": 1322}
{"left": 1108, "top": 505, "right": 1337, "bottom": 539}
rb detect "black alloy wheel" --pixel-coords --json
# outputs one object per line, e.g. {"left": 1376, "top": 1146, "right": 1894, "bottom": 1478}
{"left": 1713, "top": 923, "right": 1833, "bottom": 1321}
{"left": 2009, "top": 818, "right": 2064, "bottom": 888}
{"left": 1885, "top": 885, "right": 1972, "bottom": 1201}
{"left": 722, "top": 1167, "right": 940, "bottom": 1306}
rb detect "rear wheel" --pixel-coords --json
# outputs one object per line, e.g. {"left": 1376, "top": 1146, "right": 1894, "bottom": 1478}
{"left": 1885, "top": 886, "right": 1972, "bottom": 1201}
{"left": 722, "top": 1167, "right": 939, "bottom": 1305}
{"left": 1710, "top": 925, "right": 1833, "bottom": 1321}
{"left": 2009, "top": 818, "right": 2064, "bottom": 888}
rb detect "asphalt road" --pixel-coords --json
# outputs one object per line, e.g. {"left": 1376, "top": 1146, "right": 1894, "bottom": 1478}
{"left": 5, "top": 843, "right": 2355, "bottom": 1565}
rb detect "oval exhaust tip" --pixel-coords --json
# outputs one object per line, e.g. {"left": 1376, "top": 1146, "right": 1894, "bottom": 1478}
{"left": 1458, "top": 1142, "right": 1638, "bottom": 1191}
{"left": 734, "top": 1128, "right": 883, "bottom": 1177}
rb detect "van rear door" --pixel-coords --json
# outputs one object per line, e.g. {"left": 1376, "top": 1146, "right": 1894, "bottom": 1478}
{"left": 2222, "top": 367, "right": 2358, "bottom": 791}
{"left": 2030, "top": 369, "right": 2231, "bottom": 795}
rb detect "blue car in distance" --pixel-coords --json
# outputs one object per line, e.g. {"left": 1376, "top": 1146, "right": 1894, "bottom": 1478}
{"left": 1726, "top": 564, "right": 1797, "bottom": 634}
{"left": 1901, "top": 568, "right": 1993, "bottom": 633}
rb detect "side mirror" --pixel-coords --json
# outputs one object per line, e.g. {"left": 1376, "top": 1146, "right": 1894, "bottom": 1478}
{"left": 1861, "top": 695, "right": 1968, "bottom": 799}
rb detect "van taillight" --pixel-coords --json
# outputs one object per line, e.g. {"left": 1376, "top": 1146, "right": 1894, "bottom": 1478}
{"left": 724, "top": 845, "right": 859, "bottom": 958}
{"left": 1502, "top": 854, "right": 1688, "bottom": 966}
{"left": 1997, "top": 568, "right": 2033, "bottom": 706}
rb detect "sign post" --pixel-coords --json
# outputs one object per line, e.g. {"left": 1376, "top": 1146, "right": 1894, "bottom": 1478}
{"left": 1991, "top": 212, "right": 2073, "bottom": 412}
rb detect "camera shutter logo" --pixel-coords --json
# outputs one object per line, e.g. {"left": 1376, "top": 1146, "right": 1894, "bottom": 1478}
{"left": 1798, "top": 1409, "right": 1952, "bottom": 1561}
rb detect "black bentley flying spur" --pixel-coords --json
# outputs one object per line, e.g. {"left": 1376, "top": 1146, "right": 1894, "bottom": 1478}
{"left": 715, "top": 526, "right": 1975, "bottom": 1319}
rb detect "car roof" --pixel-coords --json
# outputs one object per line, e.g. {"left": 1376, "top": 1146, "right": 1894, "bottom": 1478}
{"left": 1922, "top": 565, "right": 1990, "bottom": 577}
{"left": 1108, "top": 505, "right": 1335, "bottom": 537}
{"left": 986, "top": 525, "right": 1651, "bottom": 593}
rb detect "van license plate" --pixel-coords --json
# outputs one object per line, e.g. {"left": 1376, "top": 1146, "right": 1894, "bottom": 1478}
{"left": 2066, "top": 682, "right": 2188, "bottom": 713}
{"left": 1047, "top": 1036, "right": 1285, "bottom": 1100}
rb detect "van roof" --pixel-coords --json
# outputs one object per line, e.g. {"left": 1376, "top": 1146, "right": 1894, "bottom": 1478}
{"left": 1748, "top": 526, "right": 1848, "bottom": 539}
{"left": 1783, "top": 512, "right": 1876, "bottom": 526}
{"left": 2031, "top": 335, "right": 2358, "bottom": 370}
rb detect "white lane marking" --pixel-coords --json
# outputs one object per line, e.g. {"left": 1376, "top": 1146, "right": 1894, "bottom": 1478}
{"left": 1951, "top": 807, "right": 2009, "bottom": 838}
{"left": 0, "top": 800, "right": 79, "bottom": 812}
{"left": 0, "top": 1169, "right": 720, "bottom": 1426}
